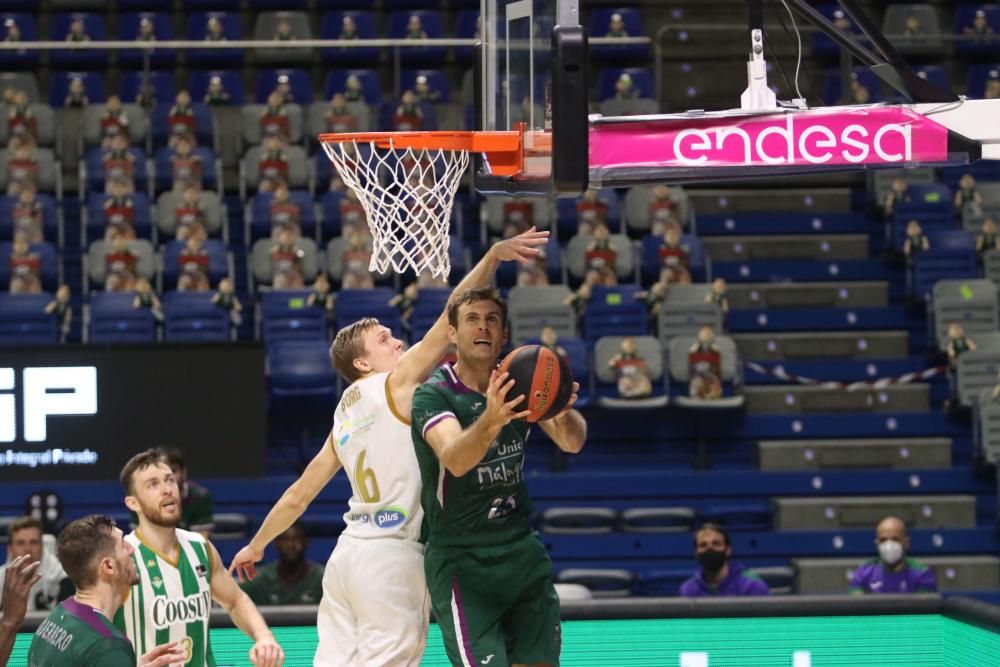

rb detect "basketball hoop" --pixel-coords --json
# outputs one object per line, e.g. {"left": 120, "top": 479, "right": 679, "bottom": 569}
{"left": 319, "top": 130, "right": 522, "bottom": 279}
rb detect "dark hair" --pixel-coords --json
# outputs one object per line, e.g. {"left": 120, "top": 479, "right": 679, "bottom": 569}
{"left": 8, "top": 516, "right": 43, "bottom": 538}
{"left": 694, "top": 522, "right": 730, "bottom": 547}
{"left": 447, "top": 287, "right": 507, "bottom": 328}
{"left": 161, "top": 447, "right": 186, "bottom": 470}
{"left": 57, "top": 515, "right": 119, "bottom": 590}
{"left": 119, "top": 448, "right": 168, "bottom": 495}
{"left": 330, "top": 317, "right": 382, "bottom": 384}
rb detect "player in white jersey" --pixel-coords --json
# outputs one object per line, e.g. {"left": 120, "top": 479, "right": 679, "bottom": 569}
{"left": 117, "top": 449, "right": 284, "bottom": 667}
{"left": 229, "top": 228, "right": 548, "bottom": 667}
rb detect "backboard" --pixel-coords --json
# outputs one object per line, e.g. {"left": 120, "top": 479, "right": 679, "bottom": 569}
{"left": 474, "top": 0, "right": 588, "bottom": 196}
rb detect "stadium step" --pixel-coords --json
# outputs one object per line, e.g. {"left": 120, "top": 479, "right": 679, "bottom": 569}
{"left": 733, "top": 331, "right": 910, "bottom": 360}
{"left": 745, "top": 384, "right": 930, "bottom": 415}
{"left": 696, "top": 213, "right": 870, "bottom": 236}
{"left": 744, "top": 357, "right": 939, "bottom": 384}
{"left": 712, "top": 258, "right": 898, "bottom": 283}
{"left": 773, "top": 495, "right": 977, "bottom": 530}
{"left": 687, "top": 188, "right": 853, "bottom": 214}
{"left": 793, "top": 555, "right": 1000, "bottom": 594}
{"left": 702, "top": 234, "right": 869, "bottom": 261}
{"left": 758, "top": 437, "right": 953, "bottom": 471}
{"left": 726, "top": 281, "right": 889, "bottom": 309}
{"left": 727, "top": 307, "right": 922, "bottom": 333}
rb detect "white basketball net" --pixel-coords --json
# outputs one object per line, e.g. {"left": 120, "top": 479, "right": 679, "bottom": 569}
{"left": 321, "top": 138, "right": 469, "bottom": 279}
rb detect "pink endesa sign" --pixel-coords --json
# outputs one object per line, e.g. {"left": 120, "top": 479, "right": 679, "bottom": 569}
{"left": 589, "top": 107, "right": 950, "bottom": 170}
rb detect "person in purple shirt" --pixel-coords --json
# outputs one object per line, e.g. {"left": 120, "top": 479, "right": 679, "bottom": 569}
{"left": 679, "top": 523, "right": 770, "bottom": 597}
{"left": 850, "top": 516, "right": 937, "bottom": 594}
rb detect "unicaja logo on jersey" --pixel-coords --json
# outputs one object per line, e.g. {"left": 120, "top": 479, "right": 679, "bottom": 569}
{"left": 151, "top": 591, "right": 211, "bottom": 629}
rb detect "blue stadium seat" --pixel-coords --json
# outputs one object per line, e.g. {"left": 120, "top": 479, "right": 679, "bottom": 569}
{"left": 160, "top": 239, "right": 228, "bottom": 289}
{"left": 49, "top": 72, "right": 106, "bottom": 107}
{"left": 83, "top": 147, "right": 148, "bottom": 196}
{"left": 185, "top": 12, "right": 243, "bottom": 67}
{"left": 254, "top": 69, "right": 314, "bottom": 105}
{"left": 118, "top": 13, "right": 176, "bottom": 68}
{"left": 318, "top": 191, "right": 347, "bottom": 238}
{"left": 181, "top": 0, "right": 240, "bottom": 10}
{"left": 954, "top": 4, "right": 1000, "bottom": 55}
{"left": 965, "top": 64, "right": 1000, "bottom": 99}
{"left": 405, "top": 286, "right": 449, "bottom": 342}
{"left": 387, "top": 11, "right": 447, "bottom": 66}
{"left": 320, "top": 11, "right": 379, "bottom": 65}
{"left": 323, "top": 69, "right": 381, "bottom": 105}
{"left": 400, "top": 69, "right": 451, "bottom": 104}
{"left": 150, "top": 103, "right": 215, "bottom": 149}
{"left": 890, "top": 183, "right": 954, "bottom": 246}
{"left": 701, "top": 503, "right": 772, "bottom": 531}
{"left": 163, "top": 290, "right": 230, "bottom": 342}
{"left": 334, "top": 288, "right": 401, "bottom": 338}
{"left": 0, "top": 194, "right": 59, "bottom": 243}
{"left": 0, "top": 0, "right": 40, "bottom": 11}
{"left": 119, "top": 71, "right": 177, "bottom": 108}
{"left": 641, "top": 234, "right": 705, "bottom": 284}
{"left": 0, "top": 241, "right": 57, "bottom": 291}
{"left": 153, "top": 146, "right": 219, "bottom": 194}
{"left": 823, "top": 67, "right": 883, "bottom": 106}
{"left": 913, "top": 65, "right": 952, "bottom": 94}
{"left": 260, "top": 290, "right": 328, "bottom": 345}
{"left": 583, "top": 285, "right": 647, "bottom": 343}
{"left": 118, "top": 0, "right": 171, "bottom": 10}
{"left": 313, "top": 144, "right": 374, "bottom": 194}
{"left": 49, "top": 13, "right": 107, "bottom": 69}
{"left": 912, "top": 231, "right": 977, "bottom": 300}
{"left": 267, "top": 340, "right": 338, "bottom": 406}
{"left": 635, "top": 569, "right": 691, "bottom": 596}
{"left": 84, "top": 193, "right": 153, "bottom": 244}
{"left": 589, "top": 8, "right": 650, "bottom": 64}
{"left": 596, "top": 67, "right": 654, "bottom": 102}
{"left": 455, "top": 10, "right": 479, "bottom": 61}
{"left": 0, "top": 13, "right": 38, "bottom": 68}
{"left": 556, "top": 188, "right": 621, "bottom": 238}
{"left": 88, "top": 291, "right": 157, "bottom": 344}
{"left": 941, "top": 161, "right": 1000, "bottom": 189}
{"left": 0, "top": 292, "right": 58, "bottom": 345}
{"left": 247, "top": 191, "right": 318, "bottom": 242}
{"left": 188, "top": 70, "right": 245, "bottom": 106}
{"left": 810, "top": 4, "right": 869, "bottom": 56}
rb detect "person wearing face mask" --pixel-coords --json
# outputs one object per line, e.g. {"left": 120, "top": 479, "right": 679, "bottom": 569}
{"left": 850, "top": 516, "right": 937, "bottom": 594}
{"left": 679, "top": 524, "right": 769, "bottom": 597}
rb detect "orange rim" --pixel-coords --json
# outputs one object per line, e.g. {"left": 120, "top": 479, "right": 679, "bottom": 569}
{"left": 319, "top": 130, "right": 528, "bottom": 177}
{"left": 318, "top": 130, "right": 521, "bottom": 153}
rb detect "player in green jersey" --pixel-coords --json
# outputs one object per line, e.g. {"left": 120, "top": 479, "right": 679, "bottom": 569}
{"left": 1, "top": 553, "right": 41, "bottom": 664}
{"left": 27, "top": 514, "right": 184, "bottom": 667}
{"left": 411, "top": 287, "right": 587, "bottom": 667}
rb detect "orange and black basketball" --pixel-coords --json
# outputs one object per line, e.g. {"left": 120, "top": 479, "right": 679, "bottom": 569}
{"left": 498, "top": 345, "right": 574, "bottom": 422}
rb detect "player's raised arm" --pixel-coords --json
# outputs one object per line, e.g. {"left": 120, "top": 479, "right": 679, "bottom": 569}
{"left": 390, "top": 228, "right": 549, "bottom": 394}
{"left": 229, "top": 434, "right": 342, "bottom": 582}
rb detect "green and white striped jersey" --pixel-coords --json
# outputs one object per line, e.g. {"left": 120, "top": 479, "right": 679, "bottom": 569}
{"left": 113, "top": 528, "right": 216, "bottom": 666}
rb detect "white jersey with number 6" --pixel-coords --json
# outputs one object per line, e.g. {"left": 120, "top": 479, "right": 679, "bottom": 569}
{"left": 334, "top": 371, "right": 423, "bottom": 542}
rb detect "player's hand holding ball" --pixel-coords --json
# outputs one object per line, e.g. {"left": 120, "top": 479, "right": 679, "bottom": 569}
{"left": 483, "top": 370, "right": 534, "bottom": 429}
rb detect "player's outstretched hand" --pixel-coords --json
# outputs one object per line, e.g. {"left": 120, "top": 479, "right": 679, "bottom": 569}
{"left": 552, "top": 381, "right": 580, "bottom": 421}
{"left": 139, "top": 641, "right": 186, "bottom": 667}
{"left": 249, "top": 635, "right": 285, "bottom": 667}
{"left": 490, "top": 226, "right": 549, "bottom": 265}
{"left": 0, "top": 554, "right": 41, "bottom": 625}
{"left": 483, "top": 370, "right": 532, "bottom": 429}
{"left": 228, "top": 545, "right": 264, "bottom": 583}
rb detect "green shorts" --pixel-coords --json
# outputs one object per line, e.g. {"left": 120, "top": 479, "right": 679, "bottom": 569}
{"left": 425, "top": 532, "right": 562, "bottom": 667}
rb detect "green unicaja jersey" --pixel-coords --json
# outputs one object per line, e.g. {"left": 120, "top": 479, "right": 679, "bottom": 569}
{"left": 411, "top": 363, "right": 533, "bottom": 548}
{"left": 28, "top": 598, "right": 136, "bottom": 666}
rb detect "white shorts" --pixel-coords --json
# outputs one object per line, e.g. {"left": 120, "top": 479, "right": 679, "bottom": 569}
{"left": 315, "top": 534, "right": 429, "bottom": 667}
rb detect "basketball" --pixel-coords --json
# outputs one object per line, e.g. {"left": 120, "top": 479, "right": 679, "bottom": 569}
{"left": 498, "top": 345, "right": 574, "bottom": 422}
